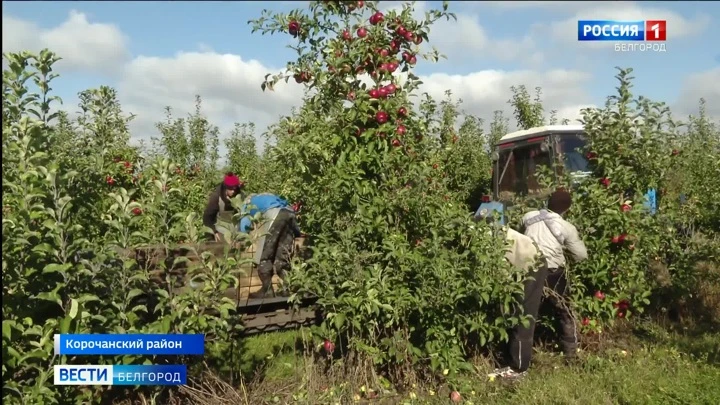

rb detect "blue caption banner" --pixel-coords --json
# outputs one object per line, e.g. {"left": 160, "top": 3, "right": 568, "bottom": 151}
{"left": 577, "top": 20, "right": 645, "bottom": 41}
{"left": 54, "top": 365, "right": 187, "bottom": 385}
{"left": 54, "top": 334, "right": 205, "bottom": 355}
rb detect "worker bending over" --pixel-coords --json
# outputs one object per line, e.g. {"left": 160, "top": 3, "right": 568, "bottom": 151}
{"left": 492, "top": 189, "right": 588, "bottom": 380}
{"left": 238, "top": 193, "right": 301, "bottom": 299}
{"left": 202, "top": 173, "right": 244, "bottom": 242}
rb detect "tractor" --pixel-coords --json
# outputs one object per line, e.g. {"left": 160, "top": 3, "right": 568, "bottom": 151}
{"left": 474, "top": 125, "right": 658, "bottom": 224}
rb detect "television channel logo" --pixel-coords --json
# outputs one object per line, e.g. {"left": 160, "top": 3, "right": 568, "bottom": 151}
{"left": 54, "top": 365, "right": 112, "bottom": 385}
{"left": 577, "top": 20, "right": 667, "bottom": 41}
{"left": 54, "top": 365, "right": 187, "bottom": 386}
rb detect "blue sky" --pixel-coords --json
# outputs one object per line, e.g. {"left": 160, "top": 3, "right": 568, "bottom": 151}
{"left": 3, "top": 1, "right": 719, "bottom": 144}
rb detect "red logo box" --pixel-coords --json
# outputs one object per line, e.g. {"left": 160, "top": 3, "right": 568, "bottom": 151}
{"left": 645, "top": 20, "right": 667, "bottom": 41}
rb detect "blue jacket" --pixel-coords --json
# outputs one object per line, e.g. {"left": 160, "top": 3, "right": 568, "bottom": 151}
{"left": 238, "top": 193, "right": 297, "bottom": 234}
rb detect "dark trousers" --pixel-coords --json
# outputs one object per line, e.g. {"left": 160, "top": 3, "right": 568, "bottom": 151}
{"left": 256, "top": 210, "right": 296, "bottom": 287}
{"left": 508, "top": 266, "right": 578, "bottom": 372}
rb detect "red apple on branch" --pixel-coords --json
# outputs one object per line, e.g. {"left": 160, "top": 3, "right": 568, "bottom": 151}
{"left": 369, "top": 11, "right": 384, "bottom": 25}
{"left": 376, "top": 111, "right": 389, "bottom": 124}
{"left": 288, "top": 20, "right": 300, "bottom": 37}
{"left": 323, "top": 339, "right": 335, "bottom": 354}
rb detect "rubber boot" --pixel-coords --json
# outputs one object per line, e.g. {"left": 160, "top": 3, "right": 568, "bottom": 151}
{"left": 248, "top": 279, "right": 274, "bottom": 299}
{"left": 562, "top": 339, "right": 580, "bottom": 366}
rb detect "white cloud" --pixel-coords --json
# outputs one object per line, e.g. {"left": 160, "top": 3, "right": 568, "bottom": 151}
{"left": 556, "top": 104, "right": 597, "bottom": 124}
{"left": 117, "top": 51, "right": 304, "bottom": 143}
{"left": 675, "top": 67, "right": 720, "bottom": 121}
{"left": 116, "top": 52, "right": 591, "bottom": 145}
{"left": 2, "top": 10, "right": 130, "bottom": 74}
{"left": 482, "top": 1, "right": 588, "bottom": 9}
{"left": 429, "top": 15, "right": 542, "bottom": 67}
{"left": 418, "top": 69, "right": 593, "bottom": 128}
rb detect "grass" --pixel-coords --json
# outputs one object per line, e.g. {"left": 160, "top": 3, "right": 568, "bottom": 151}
{"left": 238, "top": 330, "right": 305, "bottom": 381}
{"left": 212, "top": 319, "right": 719, "bottom": 405}
{"left": 453, "top": 345, "right": 720, "bottom": 405}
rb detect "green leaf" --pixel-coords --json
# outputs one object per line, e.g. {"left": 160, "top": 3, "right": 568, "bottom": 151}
{"left": 126, "top": 289, "right": 144, "bottom": 302}
{"left": 68, "top": 299, "right": 79, "bottom": 319}
{"left": 333, "top": 313, "right": 346, "bottom": 330}
{"left": 2, "top": 320, "right": 15, "bottom": 340}
{"left": 59, "top": 316, "right": 71, "bottom": 334}
{"left": 42, "top": 263, "right": 72, "bottom": 274}
{"left": 20, "top": 349, "right": 51, "bottom": 363}
{"left": 35, "top": 292, "right": 61, "bottom": 306}
{"left": 77, "top": 294, "right": 100, "bottom": 304}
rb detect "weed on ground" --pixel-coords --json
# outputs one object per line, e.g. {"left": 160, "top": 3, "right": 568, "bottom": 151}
{"left": 182, "top": 320, "right": 719, "bottom": 405}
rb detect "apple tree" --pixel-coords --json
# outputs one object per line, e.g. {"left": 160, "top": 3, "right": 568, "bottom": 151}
{"left": 2, "top": 50, "right": 260, "bottom": 403}
{"left": 509, "top": 85, "right": 545, "bottom": 131}
{"left": 250, "top": 0, "right": 526, "bottom": 380}
{"left": 567, "top": 68, "right": 689, "bottom": 328}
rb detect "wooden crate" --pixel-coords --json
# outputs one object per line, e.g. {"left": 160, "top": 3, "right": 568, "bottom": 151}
{"left": 121, "top": 236, "right": 308, "bottom": 299}
{"left": 236, "top": 236, "right": 307, "bottom": 298}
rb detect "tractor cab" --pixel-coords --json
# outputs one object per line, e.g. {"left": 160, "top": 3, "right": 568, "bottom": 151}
{"left": 474, "top": 124, "right": 658, "bottom": 225}
{"left": 475, "top": 125, "right": 591, "bottom": 225}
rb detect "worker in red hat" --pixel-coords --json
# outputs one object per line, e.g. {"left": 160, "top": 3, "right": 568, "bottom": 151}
{"left": 202, "top": 172, "right": 245, "bottom": 242}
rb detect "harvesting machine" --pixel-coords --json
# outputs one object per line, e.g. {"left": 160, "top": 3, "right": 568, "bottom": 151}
{"left": 475, "top": 125, "right": 658, "bottom": 222}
